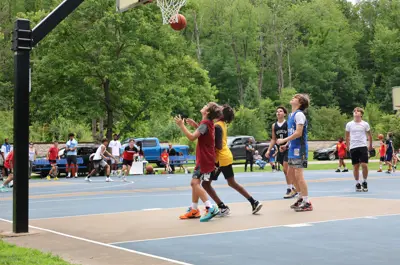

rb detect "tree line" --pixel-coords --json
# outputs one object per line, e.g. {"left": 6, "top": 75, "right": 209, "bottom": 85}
{"left": 0, "top": 0, "right": 399, "bottom": 148}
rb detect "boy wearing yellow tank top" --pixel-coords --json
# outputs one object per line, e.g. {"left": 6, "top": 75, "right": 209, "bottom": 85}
{"left": 187, "top": 104, "right": 263, "bottom": 216}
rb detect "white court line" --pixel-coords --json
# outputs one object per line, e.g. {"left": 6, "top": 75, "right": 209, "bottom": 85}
{"left": 29, "top": 181, "right": 135, "bottom": 195}
{"left": 284, "top": 223, "right": 313, "bottom": 228}
{"left": 0, "top": 218, "right": 192, "bottom": 265}
{"left": 109, "top": 213, "right": 400, "bottom": 245}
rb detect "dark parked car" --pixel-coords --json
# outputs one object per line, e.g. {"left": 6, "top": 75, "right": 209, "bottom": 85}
{"left": 313, "top": 144, "right": 350, "bottom": 160}
{"left": 227, "top": 136, "right": 269, "bottom": 160}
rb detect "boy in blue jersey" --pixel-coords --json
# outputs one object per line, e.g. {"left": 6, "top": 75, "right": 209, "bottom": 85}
{"left": 277, "top": 94, "right": 312, "bottom": 212}
{"left": 66, "top": 133, "right": 78, "bottom": 178}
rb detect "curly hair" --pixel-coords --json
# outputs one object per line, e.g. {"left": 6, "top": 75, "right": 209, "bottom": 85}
{"left": 222, "top": 104, "right": 235, "bottom": 124}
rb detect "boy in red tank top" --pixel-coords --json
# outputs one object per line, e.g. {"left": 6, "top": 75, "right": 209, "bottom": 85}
{"left": 174, "top": 102, "right": 222, "bottom": 222}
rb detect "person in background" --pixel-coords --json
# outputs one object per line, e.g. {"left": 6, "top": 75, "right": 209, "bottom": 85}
{"left": 0, "top": 150, "right": 14, "bottom": 192}
{"left": 161, "top": 149, "right": 172, "bottom": 173}
{"left": 335, "top": 137, "right": 348, "bottom": 172}
{"left": 377, "top": 134, "right": 386, "bottom": 172}
{"left": 254, "top": 150, "right": 266, "bottom": 169}
{"left": 269, "top": 145, "right": 277, "bottom": 172}
{"left": 385, "top": 132, "right": 394, "bottom": 174}
{"left": 66, "top": 133, "right": 78, "bottom": 178}
{"left": 168, "top": 144, "right": 177, "bottom": 172}
{"left": 47, "top": 141, "right": 60, "bottom": 180}
{"left": 1, "top": 138, "right": 11, "bottom": 180}
{"left": 244, "top": 139, "right": 255, "bottom": 172}
{"left": 109, "top": 133, "right": 122, "bottom": 176}
{"left": 28, "top": 142, "right": 38, "bottom": 179}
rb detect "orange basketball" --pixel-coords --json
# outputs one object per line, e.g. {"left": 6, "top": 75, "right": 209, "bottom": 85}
{"left": 146, "top": 164, "right": 154, "bottom": 174}
{"left": 378, "top": 134, "right": 384, "bottom": 140}
{"left": 170, "top": 14, "right": 187, "bottom": 31}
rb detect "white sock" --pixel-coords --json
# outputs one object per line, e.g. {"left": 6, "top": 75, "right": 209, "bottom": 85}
{"left": 288, "top": 185, "right": 292, "bottom": 189}
{"left": 303, "top": 196, "right": 309, "bottom": 203}
{"left": 363, "top": 178, "right": 367, "bottom": 183}
{"left": 356, "top": 180, "right": 361, "bottom": 184}
{"left": 204, "top": 200, "right": 212, "bottom": 208}
{"left": 191, "top": 203, "right": 198, "bottom": 210}
{"left": 298, "top": 192, "right": 301, "bottom": 198}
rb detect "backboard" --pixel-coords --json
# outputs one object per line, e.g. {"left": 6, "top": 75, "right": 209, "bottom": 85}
{"left": 392, "top": 86, "right": 400, "bottom": 110}
{"left": 116, "top": 0, "right": 153, "bottom": 13}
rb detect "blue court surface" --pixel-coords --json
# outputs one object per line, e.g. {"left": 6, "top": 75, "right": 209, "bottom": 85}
{"left": 0, "top": 170, "right": 399, "bottom": 265}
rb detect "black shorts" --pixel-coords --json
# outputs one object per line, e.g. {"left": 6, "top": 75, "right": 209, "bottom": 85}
{"left": 192, "top": 166, "right": 212, "bottom": 181}
{"left": 350, "top": 147, "right": 369, "bottom": 165}
{"left": 49, "top": 160, "right": 57, "bottom": 165}
{"left": 276, "top": 150, "right": 288, "bottom": 165}
{"left": 122, "top": 159, "right": 133, "bottom": 166}
{"left": 380, "top": 156, "right": 385, "bottom": 162}
{"left": 4, "top": 168, "right": 10, "bottom": 176}
{"left": 385, "top": 152, "right": 393, "bottom": 162}
{"left": 211, "top": 164, "right": 234, "bottom": 181}
{"left": 67, "top": 155, "right": 77, "bottom": 165}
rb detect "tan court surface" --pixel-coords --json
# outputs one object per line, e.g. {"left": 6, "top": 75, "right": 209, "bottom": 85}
{"left": 2, "top": 196, "right": 400, "bottom": 265}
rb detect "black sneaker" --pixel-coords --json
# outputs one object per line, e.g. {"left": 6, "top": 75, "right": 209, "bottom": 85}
{"left": 355, "top": 183, "right": 362, "bottom": 192}
{"left": 362, "top": 182, "right": 368, "bottom": 192}
{"left": 290, "top": 198, "right": 303, "bottom": 209}
{"left": 335, "top": 169, "right": 341, "bottom": 172}
{"left": 252, "top": 201, "right": 263, "bottom": 214}
{"left": 295, "top": 201, "right": 313, "bottom": 212}
{"left": 342, "top": 169, "right": 349, "bottom": 172}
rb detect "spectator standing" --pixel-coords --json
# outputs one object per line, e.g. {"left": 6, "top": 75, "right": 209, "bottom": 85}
{"left": 109, "top": 134, "right": 122, "bottom": 176}
{"left": 1, "top": 138, "right": 11, "bottom": 179}
{"left": 28, "top": 142, "right": 38, "bottom": 178}
{"left": 168, "top": 144, "right": 177, "bottom": 172}
{"left": 66, "top": 133, "right": 78, "bottom": 178}
{"left": 245, "top": 139, "right": 255, "bottom": 172}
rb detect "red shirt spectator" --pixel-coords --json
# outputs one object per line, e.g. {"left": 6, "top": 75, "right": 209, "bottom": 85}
{"left": 161, "top": 151, "right": 169, "bottom": 164}
{"left": 48, "top": 146, "right": 59, "bottom": 161}
{"left": 337, "top": 142, "right": 346, "bottom": 158}
{"left": 4, "top": 151, "right": 14, "bottom": 169}
{"left": 379, "top": 140, "right": 386, "bottom": 157}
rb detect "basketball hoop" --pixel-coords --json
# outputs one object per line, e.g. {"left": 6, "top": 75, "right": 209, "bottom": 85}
{"left": 156, "top": 0, "right": 186, "bottom": 24}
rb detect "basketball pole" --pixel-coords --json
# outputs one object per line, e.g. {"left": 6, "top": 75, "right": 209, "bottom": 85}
{"left": 11, "top": 0, "right": 84, "bottom": 234}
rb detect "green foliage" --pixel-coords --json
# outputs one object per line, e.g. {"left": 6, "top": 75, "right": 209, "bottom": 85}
{"left": 308, "top": 107, "right": 349, "bottom": 140}
{"left": 229, "top": 106, "right": 268, "bottom": 140}
{"left": 0, "top": 111, "right": 13, "bottom": 141}
{"left": 0, "top": 0, "right": 399, "bottom": 144}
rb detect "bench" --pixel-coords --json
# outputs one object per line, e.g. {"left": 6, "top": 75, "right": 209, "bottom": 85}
{"left": 168, "top": 155, "right": 196, "bottom": 166}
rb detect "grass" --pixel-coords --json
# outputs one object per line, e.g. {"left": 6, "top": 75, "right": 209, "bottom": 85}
{"left": 0, "top": 240, "right": 77, "bottom": 265}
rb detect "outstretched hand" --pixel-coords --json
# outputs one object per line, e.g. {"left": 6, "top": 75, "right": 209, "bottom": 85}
{"left": 186, "top": 118, "right": 198, "bottom": 128}
{"left": 174, "top": 115, "right": 185, "bottom": 127}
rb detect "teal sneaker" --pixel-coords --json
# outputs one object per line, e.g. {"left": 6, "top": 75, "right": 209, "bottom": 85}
{"left": 200, "top": 205, "right": 219, "bottom": 222}
{"left": 0, "top": 186, "right": 8, "bottom": 192}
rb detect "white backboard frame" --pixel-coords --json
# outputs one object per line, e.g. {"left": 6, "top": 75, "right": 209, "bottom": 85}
{"left": 392, "top": 86, "right": 400, "bottom": 111}
{"left": 116, "top": 0, "right": 152, "bottom": 13}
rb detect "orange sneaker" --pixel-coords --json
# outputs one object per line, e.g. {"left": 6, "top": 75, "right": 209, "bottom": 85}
{"left": 179, "top": 207, "right": 201, "bottom": 219}
{"left": 377, "top": 169, "right": 382, "bottom": 172}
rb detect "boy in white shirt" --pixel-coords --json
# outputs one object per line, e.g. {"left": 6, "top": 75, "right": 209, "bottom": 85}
{"left": 108, "top": 134, "right": 122, "bottom": 176}
{"left": 345, "top": 107, "right": 373, "bottom": 192}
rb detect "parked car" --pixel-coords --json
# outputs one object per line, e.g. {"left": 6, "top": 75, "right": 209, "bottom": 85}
{"left": 227, "top": 136, "right": 269, "bottom": 160}
{"left": 121, "top": 137, "right": 190, "bottom": 167}
{"left": 313, "top": 144, "right": 350, "bottom": 160}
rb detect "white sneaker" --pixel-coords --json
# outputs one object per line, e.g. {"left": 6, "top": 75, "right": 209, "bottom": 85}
{"left": 85, "top": 177, "right": 92, "bottom": 182}
{"left": 122, "top": 176, "right": 127, "bottom": 182}
{"left": 106, "top": 177, "right": 114, "bottom": 182}
{"left": 9, "top": 180, "right": 13, "bottom": 188}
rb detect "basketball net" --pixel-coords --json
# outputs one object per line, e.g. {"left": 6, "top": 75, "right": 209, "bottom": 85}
{"left": 156, "top": 0, "right": 186, "bottom": 24}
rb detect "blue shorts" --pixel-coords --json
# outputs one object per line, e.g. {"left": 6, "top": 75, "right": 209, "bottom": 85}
{"left": 385, "top": 152, "right": 393, "bottom": 162}
{"left": 269, "top": 157, "right": 275, "bottom": 163}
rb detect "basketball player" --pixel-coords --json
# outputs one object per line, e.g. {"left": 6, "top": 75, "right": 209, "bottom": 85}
{"left": 385, "top": 132, "right": 394, "bottom": 173}
{"left": 0, "top": 150, "right": 14, "bottom": 192}
{"left": 121, "top": 139, "right": 138, "bottom": 181}
{"left": 85, "top": 138, "right": 117, "bottom": 182}
{"left": 109, "top": 133, "right": 122, "bottom": 176}
{"left": 266, "top": 106, "right": 296, "bottom": 199}
{"left": 174, "top": 102, "right": 221, "bottom": 222}
{"left": 277, "top": 94, "right": 312, "bottom": 212}
{"left": 378, "top": 134, "right": 386, "bottom": 172}
{"left": 186, "top": 104, "right": 263, "bottom": 216}
{"left": 345, "top": 107, "right": 373, "bottom": 192}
